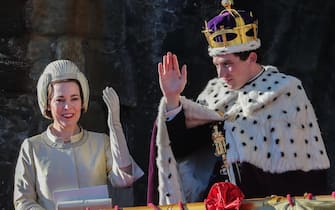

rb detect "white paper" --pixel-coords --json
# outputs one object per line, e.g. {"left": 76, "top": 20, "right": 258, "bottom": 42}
{"left": 57, "top": 198, "right": 112, "bottom": 210}
{"left": 53, "top": 184, "right": 109, "bottom": 203}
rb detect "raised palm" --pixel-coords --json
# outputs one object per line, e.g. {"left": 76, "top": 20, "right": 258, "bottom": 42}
{"left": 158, "top": 52, "right": 187, "bottom": 100}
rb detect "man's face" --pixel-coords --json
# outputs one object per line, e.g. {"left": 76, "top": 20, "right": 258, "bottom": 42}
{"left": 212, "top": 53, "right": 251, "bottom": 90}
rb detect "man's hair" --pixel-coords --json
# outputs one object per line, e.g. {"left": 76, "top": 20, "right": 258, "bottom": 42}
{"left": 234, "top": 49, "right": 262, "bottom": 62}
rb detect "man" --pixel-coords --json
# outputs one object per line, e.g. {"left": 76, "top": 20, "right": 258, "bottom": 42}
{"left": 148, "top": 0, "right": 330, "bottom": 205}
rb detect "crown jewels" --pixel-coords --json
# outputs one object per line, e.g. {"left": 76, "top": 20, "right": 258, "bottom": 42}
{"left": 202, "top": 0, "right": 261, "bottom": 56}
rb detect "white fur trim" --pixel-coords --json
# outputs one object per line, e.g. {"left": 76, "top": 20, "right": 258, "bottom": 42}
{"left": 197, "top": 65, "right": 330, "bottom": 173}
{"left": 180, "top": 96, "right": 225, "bottom": 128}
{"left": 155, "top": 66, "right": 330, "bottom": 204}
{"left": 156, "top": 97, "right": 223, "bottom": 205}
{"left": 208, "top": 39, "right": 261, "bottom": 57}
{"left": 156, "top": 97, "right": 185, "bottom": 205}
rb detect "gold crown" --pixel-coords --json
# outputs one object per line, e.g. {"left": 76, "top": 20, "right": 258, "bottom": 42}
{"left": 202, "top": 0, "right": 259, "bottom": 49}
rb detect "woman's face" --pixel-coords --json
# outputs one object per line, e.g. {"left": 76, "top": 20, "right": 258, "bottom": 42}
{"left": 47, "top": 81, "right": 82, "bottom": 130}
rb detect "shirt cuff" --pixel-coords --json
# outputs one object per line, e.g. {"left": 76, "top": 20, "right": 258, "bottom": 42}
{"left": 165, "top": 105, "right": 182, "bottom": 121}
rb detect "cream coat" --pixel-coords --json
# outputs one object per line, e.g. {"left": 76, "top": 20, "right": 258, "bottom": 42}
{"left": 14, "top": 127, "right": 143, "bottom": 210}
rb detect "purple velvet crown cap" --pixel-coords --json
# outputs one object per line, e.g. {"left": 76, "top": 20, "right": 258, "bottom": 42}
{"left": 207, "top": 10, "right": 255, "bottom": 32}
{"left": 204, "top": 4, "right": 261, "bottom": 56}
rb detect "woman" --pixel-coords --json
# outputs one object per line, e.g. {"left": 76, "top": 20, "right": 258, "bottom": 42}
{"left": 13, "top": 60, "right": 143, "bottom": 210}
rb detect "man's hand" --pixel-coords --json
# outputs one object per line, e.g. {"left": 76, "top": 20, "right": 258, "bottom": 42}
{"left": 158, "top": 52, "right": 187, "bottom": 111}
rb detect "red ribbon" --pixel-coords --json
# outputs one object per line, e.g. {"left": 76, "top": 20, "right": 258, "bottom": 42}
{"left": 178, "top": 201, "right": 184, "bottom": 210}
{"left": 205, "top": 182, "right": 244, "bottom": 210}
{"left": 286, "top": 194, "right": 295, "bottom": 206}
{"left": 148, "top": 202, "right": 159, "bottom": 210}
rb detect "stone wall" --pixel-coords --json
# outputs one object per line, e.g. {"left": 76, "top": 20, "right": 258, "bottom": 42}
{"left": 1, "top": 0, "right": 335, "bottom": 209}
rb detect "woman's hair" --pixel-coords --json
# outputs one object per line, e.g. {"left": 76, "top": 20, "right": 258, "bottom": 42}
{"left": 37, "top": 60, "right": 89, "bottom": 119}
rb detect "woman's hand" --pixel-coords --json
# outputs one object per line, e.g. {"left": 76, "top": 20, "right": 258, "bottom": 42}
{"left": 158, "top": 52, "right": 187, "bottom": 111}
{"left": 103, "top": 87, "right": 131, "bottom": 170}
{"left": 102, "top": 86, "right": 120, "bottom": 127}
